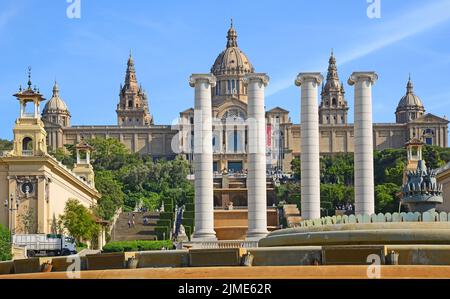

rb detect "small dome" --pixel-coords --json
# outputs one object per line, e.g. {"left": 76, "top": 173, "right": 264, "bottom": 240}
{"left": 396, "top": 78, "right": 424, "bottom": 110}
{"left": 43, "top": 82, "right": 70, "bottom": 114}
{"left": 211, "top": 21, "right": 254, "bottom": 76}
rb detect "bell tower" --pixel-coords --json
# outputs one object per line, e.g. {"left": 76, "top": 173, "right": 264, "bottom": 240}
{"left": 319, "top": 51, "right": 349, "bottom": 125}
{"left": 12, "top": 68, "right": 47, "bottom": 157}
{"left": 116, "top": 53, "right": 153, "bottom": 127}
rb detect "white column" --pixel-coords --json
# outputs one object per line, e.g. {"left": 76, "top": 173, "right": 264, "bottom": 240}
{"left": 245, "top": 73, "right": 270, "bottom": 240}
{"left": 348, "top": 72, "right": 378, "bottom": 215}
{"left": 295, "top": 73, "right": 323, "bottom": 220}
{"left": 189, "top": 74, "right": 217, "bottom": 241}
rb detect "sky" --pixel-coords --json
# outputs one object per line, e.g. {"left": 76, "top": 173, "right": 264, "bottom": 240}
{"left": 1, "top": 0, "right": 450, "bottom": 140}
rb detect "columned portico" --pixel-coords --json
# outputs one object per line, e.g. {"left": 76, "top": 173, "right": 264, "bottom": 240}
{"left": 244, "top": 73, "right": 270, "bottom": 240}
{"left": 348, "top": 72, "right": 378, "bottom": 215}
{"left": 190, "top": 74, "right": 217, "bottom": 241}
{"left": 295, "top": 73, "right": 323, "bottom": 220}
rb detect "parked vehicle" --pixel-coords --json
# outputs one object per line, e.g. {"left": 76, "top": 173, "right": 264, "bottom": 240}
{"left": 12, "top": 234, "right": 77, "bottom": 257}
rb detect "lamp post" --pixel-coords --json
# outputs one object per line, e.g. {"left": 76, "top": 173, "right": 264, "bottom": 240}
{"left": 4, "top": 193, "right": 20, "bottom": 242}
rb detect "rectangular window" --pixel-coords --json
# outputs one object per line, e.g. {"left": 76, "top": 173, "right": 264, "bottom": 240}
{"left": 426, "top": 137, "right": 433, "bottom": 145}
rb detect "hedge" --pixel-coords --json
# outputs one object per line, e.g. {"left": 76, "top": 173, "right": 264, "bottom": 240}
{"left": 154, "top": 226, "right": 170, "bottom": 240}
{"left": 183, "top": 225, "right": 192, "bottom": 239}
{"left": 185, "top": 203, "right": 194, "bottom": 211}
{"left": 183, "top": 211, "right": 194, "bottom": 219}
{"left": 182, "top": 218, "right": 194, "bottom": 229}
{"left": 102, "top": 240, "right": 173, "bottom": 253}
{"left": 156, "top": 219, "right": 172, "bottom": 228}
{"left": 159, "top": 212, "right": 174, "bottom": 220}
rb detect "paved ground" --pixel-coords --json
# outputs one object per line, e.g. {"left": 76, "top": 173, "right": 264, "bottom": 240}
{"left": 2, "top": 265, "right": 450, "bottom": 279}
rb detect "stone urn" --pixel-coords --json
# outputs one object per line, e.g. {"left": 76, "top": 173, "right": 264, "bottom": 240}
{"left": 127, "top": 257, "right": 138, "bottom": 269}
{"left": 41, "top": 262, "right": 53, "bottom": 273}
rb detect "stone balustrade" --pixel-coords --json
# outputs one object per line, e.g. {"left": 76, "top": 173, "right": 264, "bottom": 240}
{"left": 297, "top": 211, "right": 450, "bottom": 228}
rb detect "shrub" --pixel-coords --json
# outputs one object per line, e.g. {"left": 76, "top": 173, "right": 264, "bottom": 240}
{"left": 0, "top": 225, "right": 12, "bottom": 261}
{"left": 102, "top": 240, "right": 173, "bottom": 253}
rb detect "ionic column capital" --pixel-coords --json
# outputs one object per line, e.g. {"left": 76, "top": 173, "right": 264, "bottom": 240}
{"left": 295, "top": 72, "right": 323, "bottom": 87}
{"left": 189, "top": 74, "right": 216, "bottom": 88}
{"left": 348, "top": 72, "right": 378, "bottom": 86}
{"left": 243, "top": 73, "right": 270, "bottom": 87}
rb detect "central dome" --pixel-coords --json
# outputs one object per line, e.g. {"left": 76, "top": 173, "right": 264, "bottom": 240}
{"left": 211, "top": 21, "right": 254, "bottom": 76}
{"left": 43, "top": 82, "right": 69, "bottom": 114}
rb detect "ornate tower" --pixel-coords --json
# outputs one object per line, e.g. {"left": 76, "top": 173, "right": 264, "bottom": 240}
{"left": 72, "top": 139, "right": 95, "bottom": 188}
{"left": 319, "top": 51, "right": 349, "bottom": 125}
{"left": 12, "top": 68, "right": 48, "bottom": 157}
{"left": 42, "top": 81, "right": 71, "bottom": 151}
{"left": 395, "top": 76, "right": 425, "bottom": 123}
{"left": 116, "top": 53, "right": 153, "bottom": 126}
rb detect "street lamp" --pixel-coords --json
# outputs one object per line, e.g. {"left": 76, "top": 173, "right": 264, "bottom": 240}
{"left": 4, "top": 193, "right": 20, "bottom": 241}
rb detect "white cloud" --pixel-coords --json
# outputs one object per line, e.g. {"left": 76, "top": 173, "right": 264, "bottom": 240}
{"left": 266, "top": 0, "right": 450, "bottom": 97}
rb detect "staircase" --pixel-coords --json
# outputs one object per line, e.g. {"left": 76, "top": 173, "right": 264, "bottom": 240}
{"left": 112, "top": 212, "right": 161, "bottom": 241}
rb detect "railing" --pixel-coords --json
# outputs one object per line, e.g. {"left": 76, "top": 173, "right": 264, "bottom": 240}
{"left": 22, "top": 150, "right": 33, "bottom": 156}
{"left": 189, "top": 240, "right": 259, "bottom": 249}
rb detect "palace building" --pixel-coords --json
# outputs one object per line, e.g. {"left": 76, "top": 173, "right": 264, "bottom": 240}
{"left": 38, "top": 22, "right": 448, "bottom": 211}
{"left": 0, "top": 74, "right": 101, "bottom": 236}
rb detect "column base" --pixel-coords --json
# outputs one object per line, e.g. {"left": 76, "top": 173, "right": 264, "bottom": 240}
{"left": 246, "top": 230, "right": 269, "bottom": 241}
{"left": 191, "top": 231, "right": 217, "bottom": 242}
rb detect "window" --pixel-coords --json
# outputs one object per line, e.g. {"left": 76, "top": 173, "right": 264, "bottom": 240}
{"left": 22, "top": 137, "right": 33, "bottom": 151}
{"left": 128, "top": 100, "right": 133, "bottom": 108}
{"left": 426, "top": 137, "right": 433, "bottom": 145}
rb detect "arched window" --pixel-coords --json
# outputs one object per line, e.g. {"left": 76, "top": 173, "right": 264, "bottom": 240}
{"left": 332, "top": 98, "right": 337, "bottom": 106}
{"left": 22, "top": 137, "right": 33, "bottom": 151}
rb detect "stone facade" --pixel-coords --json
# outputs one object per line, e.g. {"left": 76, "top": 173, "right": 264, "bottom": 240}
{"left": 38, "top": 22, "right": 448, "bottom": 209}
{"left": 1, "top": 77, "right": 100, "bottom": 235}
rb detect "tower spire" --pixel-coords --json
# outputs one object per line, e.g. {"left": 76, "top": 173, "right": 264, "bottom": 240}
{"left": 125, "top": 51, "right": 137, "bottom": 89}
{"left": 27, "top": 66, "right": 32, "bottom": 89}
{"left": 407, "top": 74, "right": 414, "bottom": 94}
{"left": 226, "top": 19, "right": 238, "bottom": 48}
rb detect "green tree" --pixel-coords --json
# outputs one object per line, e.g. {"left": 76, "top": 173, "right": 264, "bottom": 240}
{"left": 49, "top": 147, "right": 75, "bottom": 168}
{"left": 375, "top": 183, "right": 401, "bottom": 213}
{"left": 95, "top": 170, "right": 125, "bottom": 220}
{"left": 0, "top": 139, "right": 13, "bottom": 151}
{"left": 60, "top": 199, "right": 99, "bottom": 244}
{"left": 0, "top": 225, "right": 12, "bottom": 261}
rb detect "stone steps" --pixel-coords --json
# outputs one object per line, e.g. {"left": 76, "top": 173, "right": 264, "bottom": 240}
{"left": 112, "top": 211, "right": 162, "bottom": 242}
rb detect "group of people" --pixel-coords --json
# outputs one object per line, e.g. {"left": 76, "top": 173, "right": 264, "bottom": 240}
{"left": 335, "top": 203, "right": 353, "bottom": 211}
{"left": 127, "top": 212, "right": 136, "bottom": 228}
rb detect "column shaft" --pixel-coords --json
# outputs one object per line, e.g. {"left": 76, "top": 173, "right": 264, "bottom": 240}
{"left": 190, "top": 74, "right": 217, "bottom": 241}
{"left": 245, "top": 74, "right": 269, "bottom": 240}
{"left": 296, "top": 73, "right": 323, "bottom": 220}
{"left": 348, "top": 72, "right": 378, "bottom": 215}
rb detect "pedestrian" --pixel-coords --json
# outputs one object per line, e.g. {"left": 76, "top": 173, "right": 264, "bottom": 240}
{"left": 128, "top": 220, "right": 131, "bottom": 229}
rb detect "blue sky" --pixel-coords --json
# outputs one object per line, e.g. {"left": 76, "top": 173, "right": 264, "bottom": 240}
{"left": 1, "top": 0, "right": 450, "bottom": 140}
